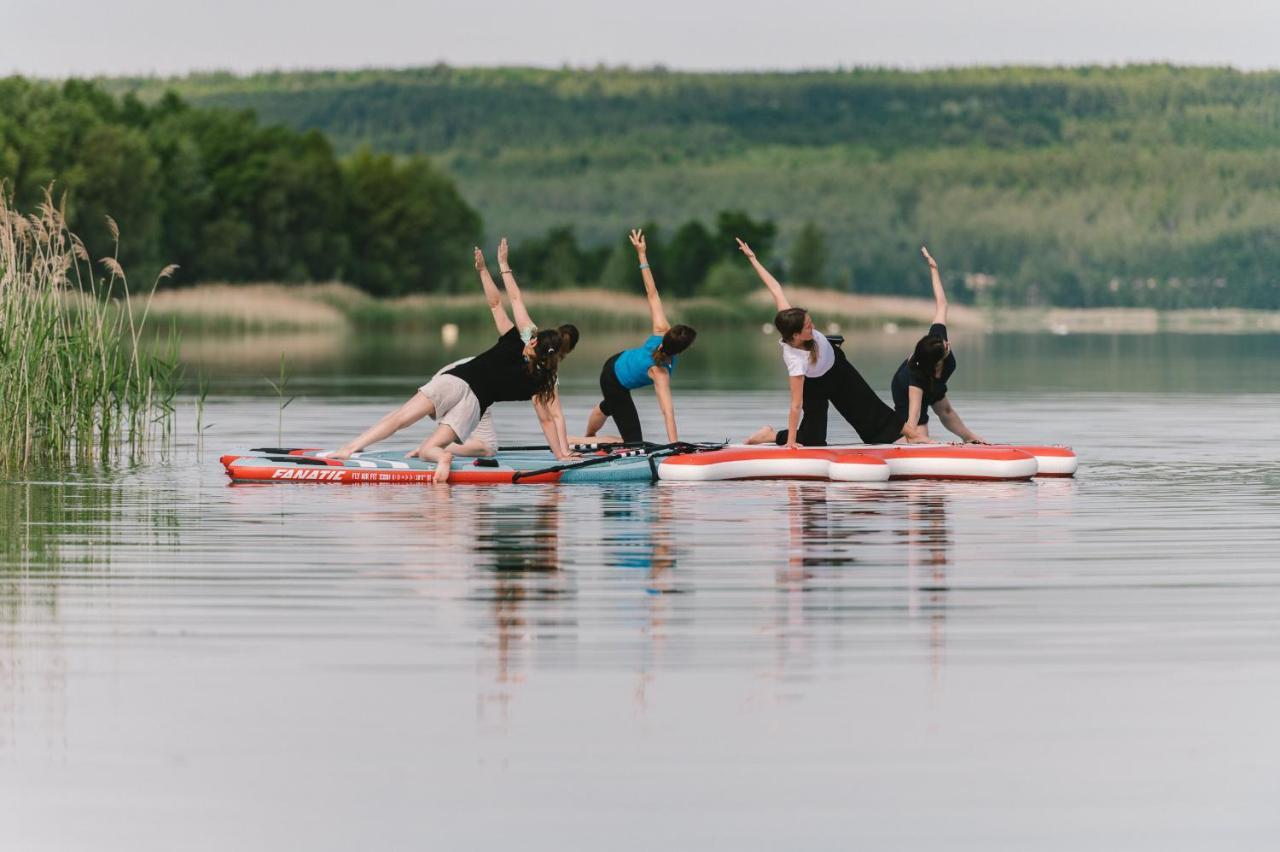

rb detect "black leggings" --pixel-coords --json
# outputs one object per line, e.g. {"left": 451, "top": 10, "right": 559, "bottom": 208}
{"left": 776, "top": 347, "right": 905, "bottom": 446}
{"left": 598, "top": 353, "right": 643, "bottom": 442}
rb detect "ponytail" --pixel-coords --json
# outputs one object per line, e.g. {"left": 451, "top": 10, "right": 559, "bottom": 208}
{"left": 525, "top": 329, "right": 563, "bottom": 404}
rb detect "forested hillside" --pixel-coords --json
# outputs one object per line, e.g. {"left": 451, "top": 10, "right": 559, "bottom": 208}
{"left": 0, "top": 78, "right": 480, "bottom": 293}
{"left": 104, "top": 65, "right": 1280, "bottom": 308}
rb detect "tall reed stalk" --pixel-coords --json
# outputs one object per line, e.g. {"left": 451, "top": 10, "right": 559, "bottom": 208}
{"left": 0, "top": 189, "right": 179, "bottom": 470}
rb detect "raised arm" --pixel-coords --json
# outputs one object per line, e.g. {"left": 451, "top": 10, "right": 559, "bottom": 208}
{"left": 475, "top": 247, "right": 514, "bottom": 336}
{"left": 737, "top": 238, "right": 790, "bottom": 311}
{"left": 921, "top": 246, "right": 947, "bottom": 326}
{"left": 497, "top": 237, "right": 536, "bottom": 332}
{"left": 631, "top": 229, "right": 670, "bottom": 334}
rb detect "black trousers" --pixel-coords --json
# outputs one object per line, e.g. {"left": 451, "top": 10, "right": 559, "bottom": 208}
{"left": 776, "top": 347, "right": 905, "bottom": 446}
{"left": 598, "top": 353, "right": 643, "bottom": 442}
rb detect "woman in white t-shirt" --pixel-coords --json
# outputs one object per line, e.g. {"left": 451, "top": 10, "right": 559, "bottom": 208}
{"left": 737, "top": 239, "right": 914, "bottom": 448}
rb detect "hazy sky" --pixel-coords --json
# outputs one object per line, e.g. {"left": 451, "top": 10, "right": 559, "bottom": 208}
{"left": 4, "top": 0, "right": 1279, "bottom": 77}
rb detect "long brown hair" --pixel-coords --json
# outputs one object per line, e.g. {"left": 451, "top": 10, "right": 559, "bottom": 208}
{"left": 525, "top": 329, "right": 563, "bottom": 404}
{"left": 908, "top": 334, "right": 947, "bottom": 396}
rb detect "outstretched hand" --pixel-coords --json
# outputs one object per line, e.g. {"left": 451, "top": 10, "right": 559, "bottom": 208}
{"left": 736, "top": 238, "right": 755, "bottom": 259}
{"left": 473, "top": 247, "right": 486, "bottom": 271}
{"left": 497, "top": 237, "right": 510, "bottom": 267}
{"left": 921, "top": 245, "right": 937, "bottom": 269}
{"left": 629, "top": 228, "right": 646, "bottom": 254}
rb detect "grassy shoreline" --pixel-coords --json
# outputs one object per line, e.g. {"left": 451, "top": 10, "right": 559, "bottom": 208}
{"left": 143, "top": 282, "right": 1280, "bottom": 335}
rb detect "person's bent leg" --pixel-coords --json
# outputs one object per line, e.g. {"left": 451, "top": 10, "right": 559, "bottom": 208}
{"left": 599, "top": 356, "right": 643, "bottom": 443}
{"left": 448, "top": 437, "right": 495, "bottom": 457}
{"left": 585, "top": 403, "right": 608, "bottom": 437}
{"left": 333, "top": 391, "right": 435, "bottom": 459}
{"left": 569, "top": 434, "right": 623, "bottom": 446}
{"left": 826, "top": 354, "right": 904, "bottom": 444}
{"left": 412, "top": 423, "right": 460, "bottom": 483}
{"left": 449, "top": 410, "right": 497, "bottom": 457}
{"left": 610, "top": 390, "right": 643, "bottom": 443}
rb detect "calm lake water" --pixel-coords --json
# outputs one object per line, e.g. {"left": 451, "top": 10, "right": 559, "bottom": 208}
{"left": 3, "top": 331, "right": 1280, "bottom": 850}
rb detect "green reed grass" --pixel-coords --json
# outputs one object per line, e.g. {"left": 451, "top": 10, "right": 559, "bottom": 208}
{"left": 0, "top": 190, "right": 180, "bottom": 470}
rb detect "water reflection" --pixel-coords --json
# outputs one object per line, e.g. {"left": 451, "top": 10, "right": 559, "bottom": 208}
{"left": 0, "top": 477, "right": 113, "bottom": 758}
{"left": 902, "top": 488, "right": 951, "bottom": 693}
{"left": 470, "top": 488, "right": 570, "bottom": 729}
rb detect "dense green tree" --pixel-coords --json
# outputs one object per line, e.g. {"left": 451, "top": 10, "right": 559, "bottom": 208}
{"left": 788, "top": 222, "right": 829, "bottom": 286}
{"left": 343, "top": 149, "right": 480, "bottom": 295}
{"left": 715, "top": 211, "right": 776, "bottom": 264}
{"left": 509, "top": 226, "right": 589, "bottom": 288}
{"left": 699, "top": 258, "right": 757, "bottom": 299}
{"left": 665, "top": 221, "right": 716, "bottom": 296}
{"left": 0, "top": 77, "right": 480, "bottom": 294}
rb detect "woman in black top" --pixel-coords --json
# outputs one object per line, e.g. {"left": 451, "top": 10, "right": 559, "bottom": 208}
{"left": 892, "top": 247, "right": 986, "bottom": 444}
{"left": 331, "top": 239, "right": 577, "bottom": 481}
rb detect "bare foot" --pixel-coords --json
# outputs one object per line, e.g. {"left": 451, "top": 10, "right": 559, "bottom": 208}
{"left": 745, "top": 425, "right": 777, "bottom": 445}
{"left": 432, "top": 452, "right": 453, "bottom": 484}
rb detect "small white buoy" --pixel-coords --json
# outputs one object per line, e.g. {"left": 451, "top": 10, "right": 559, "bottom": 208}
{"left": 441, "top": 323, "right": 460, "bottom": 346}
{"left": 826, "top": 322, "right": 841, "bottom": 334}
{"left": 761, "top": 323, "right": 774, "bottom": 334}
{"left": 883, "top": 322, "right": 899, "bottom": 334}
{"left": 1050, "top": 323, "right": 1069, "bottom": 336}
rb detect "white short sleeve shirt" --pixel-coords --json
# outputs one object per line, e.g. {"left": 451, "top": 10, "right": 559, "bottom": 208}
{"left": 780, "top": 330, "right": 835, "bottom": 378}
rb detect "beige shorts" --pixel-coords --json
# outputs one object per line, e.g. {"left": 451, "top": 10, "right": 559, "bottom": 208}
{"left": 418, "top": 374, "right": 483, "bottom": 442}
{"left": 468, "top": 411, "right": 498, "bottom": 454}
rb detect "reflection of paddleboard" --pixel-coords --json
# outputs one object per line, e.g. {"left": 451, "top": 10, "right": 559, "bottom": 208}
{"left": 220, "top": 442, "right": 1076, "bottom": 485}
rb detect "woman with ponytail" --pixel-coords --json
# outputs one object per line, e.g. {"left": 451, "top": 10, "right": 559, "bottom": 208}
{"left": 584, "top": 228, "right": 697, "bottom": 444}
{"left": 331, "top": 238, "right": 578, "bottom": 481}
{"left": 891, "top": 247, "right": 985, "bottom": 443}
{"left": 738, "top": 238, "right": 913, "bottom": 448}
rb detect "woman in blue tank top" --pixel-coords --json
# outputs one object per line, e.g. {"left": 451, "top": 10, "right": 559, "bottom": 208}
{"left": 583, "top": 229, "right": 697, "bottom": 444}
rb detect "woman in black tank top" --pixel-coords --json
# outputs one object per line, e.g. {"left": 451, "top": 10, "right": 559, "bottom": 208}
{"left": 892, "top": 247, "right": 986, "bottom": 444}
{"left": 330, "top": 239, "right": 579, "bottom": 481}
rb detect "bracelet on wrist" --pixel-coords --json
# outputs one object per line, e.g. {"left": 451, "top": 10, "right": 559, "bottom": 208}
{"left": 638, "top": 263, "right": 650, "bottom": 270}
{"left": 500, "top": 267, "right": 513, "bottom": 274}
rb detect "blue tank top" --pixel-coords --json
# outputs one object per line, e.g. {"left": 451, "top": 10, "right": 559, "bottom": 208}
{"left": 612, "top": 335, "right": 675, "bottom": 389}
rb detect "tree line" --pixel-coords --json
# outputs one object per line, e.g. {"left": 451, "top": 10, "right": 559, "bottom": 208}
{"left": 12, "top": 67, "right": 1280, "bottom": 308}
{"left": 0, "top": 77, "right": 479, "bottom": 294}
{"left": 116, "top": 63, "right": 1280, "bottom": 310}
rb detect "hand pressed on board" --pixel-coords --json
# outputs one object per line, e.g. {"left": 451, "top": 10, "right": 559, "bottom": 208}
{"left": 736, "top": 238, "right": 755, "bottom": 259}
{"left": 921, "top": 245, "right": 938, "bottom": 270}
{"left": 784, "top": 440, "right": 801, "bottom": 450}
{"left": 629, "top": 228, "right": 646, "bottom": 254}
